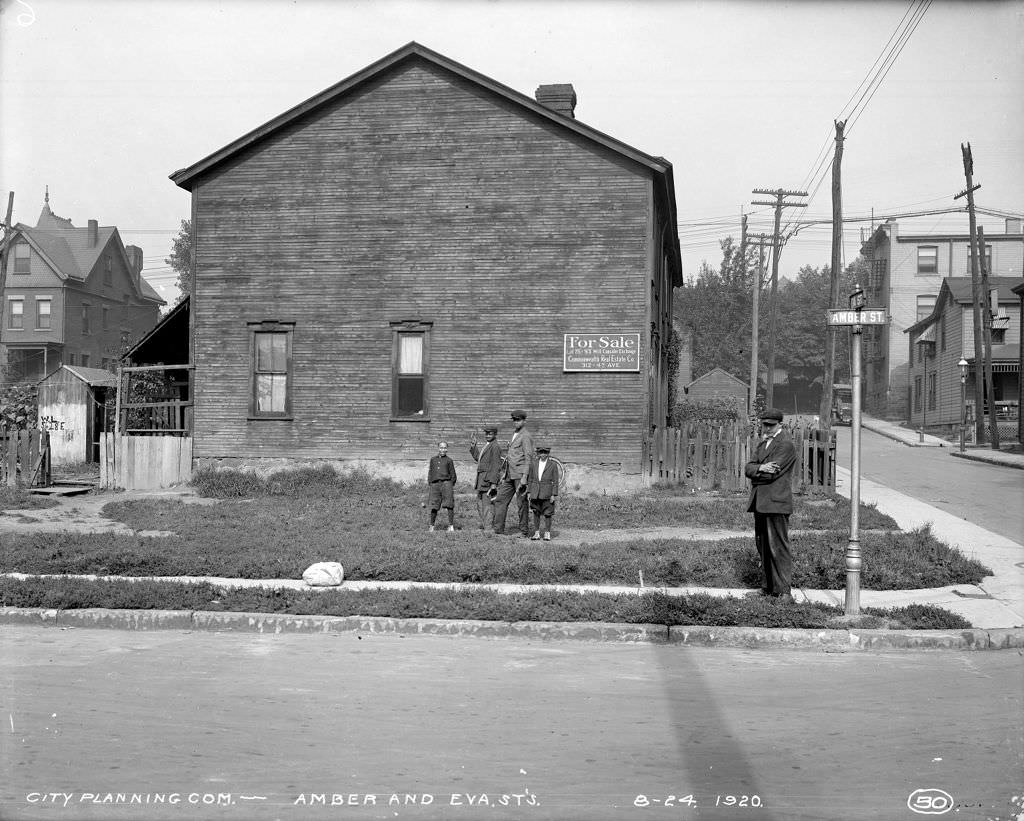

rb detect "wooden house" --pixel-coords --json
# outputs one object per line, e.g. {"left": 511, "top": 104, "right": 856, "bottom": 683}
{"left": 170, "top": 43, "right": 682, "bottom": 490}
{"left": 906, "top": 276, "right": 1022, "bottom": 441}
{"left": 37, "top": 365, "right": 116, "bottom": 465}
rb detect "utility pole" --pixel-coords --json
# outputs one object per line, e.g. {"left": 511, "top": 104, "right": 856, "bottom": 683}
{"left": 0, "top": 192, "right": 14, "bottom": 387}
{"left": 751, "top": 188, "right": 807, "bottom": 407}
{"left": 954, "top": 143, "right": 986, "bottom": 444}
{"left": 977, "top": 225, "right": 1000, "bottom": 449}
{"left": 749, "top": 233, "right": 771, "bottom": 415}
{"left": 819, "top": 121, "right": 845, "bottom": 432}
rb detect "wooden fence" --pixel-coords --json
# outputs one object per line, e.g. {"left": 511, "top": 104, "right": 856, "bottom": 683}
{"left": 0, "top": 428, "right": 51, "bottom": 489}
{"left": 100, "top": 433, "right": 192, "bottom": 490}
{"left": 644, "top": 422, "right": 836, "bottom": 491}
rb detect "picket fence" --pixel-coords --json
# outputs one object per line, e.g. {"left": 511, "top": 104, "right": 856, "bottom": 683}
{"left": 0, "top": 428, "right": 52, "bottom": 489}
{"left": 644, "top": 422, "right": 835, "bottom": 491}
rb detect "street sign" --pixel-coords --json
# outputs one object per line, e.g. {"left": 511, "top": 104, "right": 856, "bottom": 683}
{"left": 828, "top": 309, "right": 888, "bottom": 326}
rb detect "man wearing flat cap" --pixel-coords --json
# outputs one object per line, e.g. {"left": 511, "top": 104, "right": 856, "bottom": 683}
{"left": 744, "top": 408, "right": 797, "bottom": 601}
{"left": 469, "top": 425, "right": 503, "bottom": 531}
{"left": 492, "top": 408, "right": 534, "bottom": 536}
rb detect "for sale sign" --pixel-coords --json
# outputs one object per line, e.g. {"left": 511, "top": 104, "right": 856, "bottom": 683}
{"left": 563, "top": 333, "right": 641, "bottom": 372}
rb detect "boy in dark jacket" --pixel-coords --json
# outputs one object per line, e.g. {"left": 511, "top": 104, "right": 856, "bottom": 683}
{"left": 426, "top": 442, "right": 457, "bottom": 532}
{"left": 526, "top": 444, "right": 559, "bottom": 541}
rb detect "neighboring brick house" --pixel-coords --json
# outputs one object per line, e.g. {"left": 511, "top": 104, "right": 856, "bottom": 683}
{"left": 1, "top": 193, "right": 165, "bottom": 383}
{"left": 859, "top": 215, "right": 1024, "bottom": 418}
{"left": 169, "top": 42, "right": 682, "bottom": 489}
{"left": 905, "top": 276, "right": 1022, "bottom": 439}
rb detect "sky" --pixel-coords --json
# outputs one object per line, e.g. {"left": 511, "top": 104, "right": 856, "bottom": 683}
{"left": 1, "top": 0, "right": 1022, "bottom": 304}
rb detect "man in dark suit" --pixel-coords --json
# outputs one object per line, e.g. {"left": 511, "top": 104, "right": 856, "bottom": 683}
{"left": 492, "top": 408, "right": 534, "bottom": 536}
{"left": 744, "top": 408, "right": 798, "bottom": 600}
{"left": 469, "top": 425, "right": 503, "bottom": 531}
{"left": 526, "top": 444, "right": 559, "bottom": 541}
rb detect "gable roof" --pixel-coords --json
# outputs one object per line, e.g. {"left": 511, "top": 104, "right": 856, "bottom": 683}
{"left": 169, "top": 42, "right": 681, "bottom": 278}
{"left": 906, "top": 276, "right": 1024, "bottom": 333}
{"left": 123, "top": 295, "right": 190, "bottom": 365}
{"left": 686, "top": 367, "right": 748, "bottom": 390}
{"left": 38, "top": 365, "right": 118, "bottom": 388}
{"left": 7, "top": 222, "right": 164, "bottom": 304}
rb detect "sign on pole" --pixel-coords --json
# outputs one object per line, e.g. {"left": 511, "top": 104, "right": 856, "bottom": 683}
{"left": 827, "top": 309, "right": 888, "bottom": 326}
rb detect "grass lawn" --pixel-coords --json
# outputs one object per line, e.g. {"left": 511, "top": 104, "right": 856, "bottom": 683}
{"left": 0, "top": 466, "right": 990, "bottom": 630}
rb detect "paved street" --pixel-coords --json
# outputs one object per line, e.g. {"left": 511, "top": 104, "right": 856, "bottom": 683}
{"left": 834, "top": 427, "right": 1024, "bottom": 545}
{"left": 2, "top": 626, "right": 1022, "bottom": 821}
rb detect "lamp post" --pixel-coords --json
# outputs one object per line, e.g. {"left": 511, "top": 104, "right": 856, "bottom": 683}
{"left": 958, "top": 358, "right": 969, "bottom": 452}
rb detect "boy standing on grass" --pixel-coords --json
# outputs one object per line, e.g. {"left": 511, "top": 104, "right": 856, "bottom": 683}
{"left": 526, "top": 443, "right": 559, "bottom": 541}
{"left": 427, "top": 441, "right": 457, "bottom": 532}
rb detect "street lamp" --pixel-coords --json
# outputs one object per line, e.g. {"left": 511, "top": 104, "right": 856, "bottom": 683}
{"left": 958, "top": 358, "right": 969, "bottom": 452}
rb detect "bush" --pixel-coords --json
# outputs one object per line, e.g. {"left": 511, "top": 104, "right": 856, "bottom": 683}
{"left": 0, "top": 383, "right": 38, "bottom": 429}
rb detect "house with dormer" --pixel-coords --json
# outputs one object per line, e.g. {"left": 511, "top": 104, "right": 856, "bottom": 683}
{"left": 1, "top": 193, "right": 165, "bottom": 383}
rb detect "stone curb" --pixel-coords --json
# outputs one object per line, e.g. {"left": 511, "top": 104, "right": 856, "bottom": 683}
{"left": 2, "top": 607, "right": 1022, "bottom": 651}
{"left": 949, "top": 450, "right": 1024, "bottom": 470}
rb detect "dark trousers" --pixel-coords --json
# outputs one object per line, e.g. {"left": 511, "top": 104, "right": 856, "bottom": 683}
{"left": 753, "top": 511, "right": 792, "bottom": 595}
{"left": 493, "top": 478, "right": 529, "bottom": 535}
{"left": 475, "top": 491, "right": 495, "bottom": 531}
{"left": 530, "top": 498, "right": 555, "bottom": 533}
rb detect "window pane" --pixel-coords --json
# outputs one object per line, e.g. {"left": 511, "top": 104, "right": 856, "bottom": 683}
{"left": 37, "top": 301, "right": 51, "bottom": 329}
{"left": 13, "top": 243, "right": 30, "bottom": 274}
{"left": 917, "top": 247, "right": 937, "bottom": 273}
{"left": 256, "top": 333, "right": 287, "bottom": 372}
{"left": 398, "top": 334, "right": 423, "bottom": 375}
{"left": 10, "top": 301, "right": 24, "bottom": 329}
{"left": 397, "top": 376, "right": 425, "bottom": 415}
{"left": 256, "top": 374, "right": 287, "bottom": 413}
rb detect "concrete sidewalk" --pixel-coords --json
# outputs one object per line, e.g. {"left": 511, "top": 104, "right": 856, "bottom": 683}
{"left": 862, "top": 414, "right": 1024, "bottom": 469}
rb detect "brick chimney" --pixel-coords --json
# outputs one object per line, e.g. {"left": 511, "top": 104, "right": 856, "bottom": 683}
{"left": 535, "top": 84, "right": 577, "bottom": 119}
{"left": 125, "top": 245, "right": 144, "bottom": 282}
{"left": 87, "top": 219, "right": 98, "bottom": 247}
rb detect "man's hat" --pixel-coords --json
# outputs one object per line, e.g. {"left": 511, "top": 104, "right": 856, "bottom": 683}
{"left": 535, "top": 444, "right": 550, "bottom": 453}
{"left": 759, "top": 407, "right": 784, "bottom": 422}
{"left": 510, "top": 409, "right": 527, "bottom": 420}
{"left": 483, "top": 426, "right": 498, "bottom": 434}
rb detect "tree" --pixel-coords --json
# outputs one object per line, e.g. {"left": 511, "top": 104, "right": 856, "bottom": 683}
{"left": 166, "top": 219, "right": 192, "bottom": 301}
{"left": 674, "top": 236, "right": 760, "bottom": 385}
{"left": 774, "top": 262, "right": 855, "bottom": 391}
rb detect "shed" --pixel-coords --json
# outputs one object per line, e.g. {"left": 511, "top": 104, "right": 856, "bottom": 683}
{"left": 37, "top": 366, "right": 116, "bottom": 465}
{"left": 685, "top": 367, "right": 749, "bottom": 411}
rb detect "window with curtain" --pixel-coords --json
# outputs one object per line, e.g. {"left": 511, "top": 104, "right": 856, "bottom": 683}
{"left": 248, "top": 322, "right": 294, "bottom": 418}
{"left": 391, "top": 323, "right": 431, "bottom": 419}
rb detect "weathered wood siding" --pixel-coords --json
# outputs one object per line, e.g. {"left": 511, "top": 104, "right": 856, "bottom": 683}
{"left": 192, "top": 61, "right": 671, "bottom": 472}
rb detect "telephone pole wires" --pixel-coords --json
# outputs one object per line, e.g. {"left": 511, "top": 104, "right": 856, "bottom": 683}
{"left": 751, "top": 188, "right": 807, "bottom": 407}
{"left": 819, "top": 121, "right": 846, "bottom": 432}
{"left": 749, "top": 233, "right": 771, "bottom": 415}
{"left": 954, "top": 143, "right": 987, "bottom": 445}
